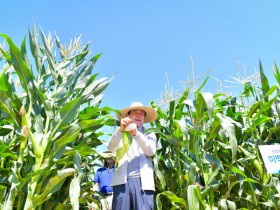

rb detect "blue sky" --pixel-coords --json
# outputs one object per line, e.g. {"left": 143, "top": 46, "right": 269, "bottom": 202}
{"left": 1, "top": 1, "right": 280, "bottom": 111}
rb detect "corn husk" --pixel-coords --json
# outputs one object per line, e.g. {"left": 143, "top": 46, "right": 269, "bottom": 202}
{"left": 115, "top": 130, "right": 132, "bottom": 168}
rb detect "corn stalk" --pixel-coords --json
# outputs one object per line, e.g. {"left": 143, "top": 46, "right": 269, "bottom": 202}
{"left": 0, "top": 25, "right": 113, "bottom": 209}
{"left": 153, "top": 62, "right": 280, "bottom": 209}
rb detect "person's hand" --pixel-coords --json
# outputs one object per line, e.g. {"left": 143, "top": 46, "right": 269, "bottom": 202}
{"left": 119, "top": 117, "right": 131, "bottom": 132}
{"left": 125, "top": 122, "right": 138, "bottom": 136}
{"left": 119, "top": 117, "right": 137, "bottom": 136}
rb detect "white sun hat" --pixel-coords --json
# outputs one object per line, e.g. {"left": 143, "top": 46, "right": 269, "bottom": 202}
{"left": 117, "top": 102, "right": 157, "bottom": 123}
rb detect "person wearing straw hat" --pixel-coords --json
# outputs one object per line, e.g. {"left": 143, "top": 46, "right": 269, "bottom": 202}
{"left": 107, "top": 102, "right": 157, "bottom": 210}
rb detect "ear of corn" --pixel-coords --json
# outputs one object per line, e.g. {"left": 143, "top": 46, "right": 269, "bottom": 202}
{"left": 115, "top": 129, "right": 132, "bottom": 168}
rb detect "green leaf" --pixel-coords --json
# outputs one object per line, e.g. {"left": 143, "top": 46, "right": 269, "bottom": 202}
{"left": 194, "top": 76, "right": 210, "bottom": 94}
{"left": 217, "top": 113, "right": 238, "bottom": 161}
{"left": 207, "top": 117, "right": 221, "bottom": 140}
{"left": 188, "top": 185, "right": 200, "bottom": 210}
{"left": 168, "top": 100, "right": 175, "bottom": 127}
{"left": 247, "top": 101, "right": 262, "bottom": 118}
{"left": 252, "top": 115, "right": 271, "bottom": 128}
{"left": 273, "top": 62, "right": 280, "bottom": 85}
{"left": 53, "top": 124, "right": 81, "bottom": 155}
{"left": 53, "top": 97, "right": 82, "bottom": 132}
{"left": 254, "top": 96, "right": 276, "bottom": 119}
{"left": 0, "top": 125, "right": 14, "bottom": 136}
{"left": 195, "top": 92, "right": 207, "bottom": 124}
{"left": 0, "top": 34, "right": 34, "bottom": 92}
{"left": 259, "top": 60, "right": 270, "bottom": 101}
{"left": 160, "top": 191, "right": 187, "bottom": 208}
{"left": 33, "top": 168, "right": 75, "bottom": 207}
{"left": 0, "top": 94, "right": 17, "bottom": 124}
{"left": 70, "top": 175, "right": 81, "bottom": 210}
{"left": 29, "top": 24, "right": 43, "bottom": 75}
{"left": 200, "top": 92, "right": 215, "bottom": 119}
{"left": 83, "top": 76, "right": 112, "bottom": 98}
{"left": 154, "top": 155, "right": 166, "bottom": 189}
{"left": 0, "top": 68, "right": 11, "bottom": 92}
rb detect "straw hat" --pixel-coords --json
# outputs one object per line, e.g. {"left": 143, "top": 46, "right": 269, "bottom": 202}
{"left": 117, "top": 102, "right": 157, "bottom": 123}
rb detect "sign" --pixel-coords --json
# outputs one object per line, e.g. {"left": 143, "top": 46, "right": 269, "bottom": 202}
{"left": 258, "top": 145, "right": 280, "bottom": 174}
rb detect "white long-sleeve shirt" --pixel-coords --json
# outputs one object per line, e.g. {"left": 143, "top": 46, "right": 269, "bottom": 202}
{"left": 107, "top": 127, "right": 157, "bottom": 191}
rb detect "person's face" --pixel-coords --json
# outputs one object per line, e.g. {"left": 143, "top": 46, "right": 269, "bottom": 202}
{"left": 106, "top": 157, "right": 115, "bottom": 165}
{"left": 128, "top": 109, "right": 145, "bottom": 127}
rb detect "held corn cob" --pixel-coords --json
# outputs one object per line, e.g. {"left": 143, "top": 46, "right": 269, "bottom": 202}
{"left": 115, "top": 129, "right": 133, "bottom": 168}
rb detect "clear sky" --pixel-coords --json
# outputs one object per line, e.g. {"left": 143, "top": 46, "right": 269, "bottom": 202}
{"left": 1, "top": 1, "right": 280, "bottom": 111}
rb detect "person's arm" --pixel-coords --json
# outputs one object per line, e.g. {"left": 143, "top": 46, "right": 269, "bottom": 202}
{"left": 108, "top": 117, "right": 132, "bottom": 152}
{"left": 107, "top": 128, "right": 123, "bottom": 152}
{"left": 93, "top": 171, "right": 100, "bottom": 191}
{"left": 92, "top": 182, "right": 99, "bottom": 191}
{"left": 134, "top": 132, "right": 157, "bottom": 156}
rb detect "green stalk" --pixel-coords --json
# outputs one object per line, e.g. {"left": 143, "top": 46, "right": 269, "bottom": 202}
{"left": 18, "top": 135, "right": 28, "bottom": 164}
{"left": 16, "top": 191, "right": 23, "bottom": 210}
{"left": 19, "top": 106, "right": 44, "bottom": 210}
{"left": 8, "top": 106, "right": 29, "bottom": 209}
{"left": 41, "top": 116, "right": 50, "bottom": 153}
{"left": 176, "top": 147, "right": 183, "bottom": 197}
{"left": 24, "top": 159, "right": 44, "bottom": 210}
{"left": 18, "top": 106, "right": 29, "bottom": 164}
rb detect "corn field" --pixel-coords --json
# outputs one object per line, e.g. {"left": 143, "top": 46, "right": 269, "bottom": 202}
{"left": 152, "top": 64, "right": 280, "bottom": 209}
{"left": 1, "top": 26, "right": 280, "bottom": 210}
{"left": 0, "top": 25, "right": 115, "bottom": 210}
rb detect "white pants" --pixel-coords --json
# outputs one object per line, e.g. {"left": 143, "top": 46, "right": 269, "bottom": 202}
{"left": 101, "top": 194, "right": 113, "bottom": 210}
{"left": 90, "top": 194, "right": 113, "bottom": 210}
